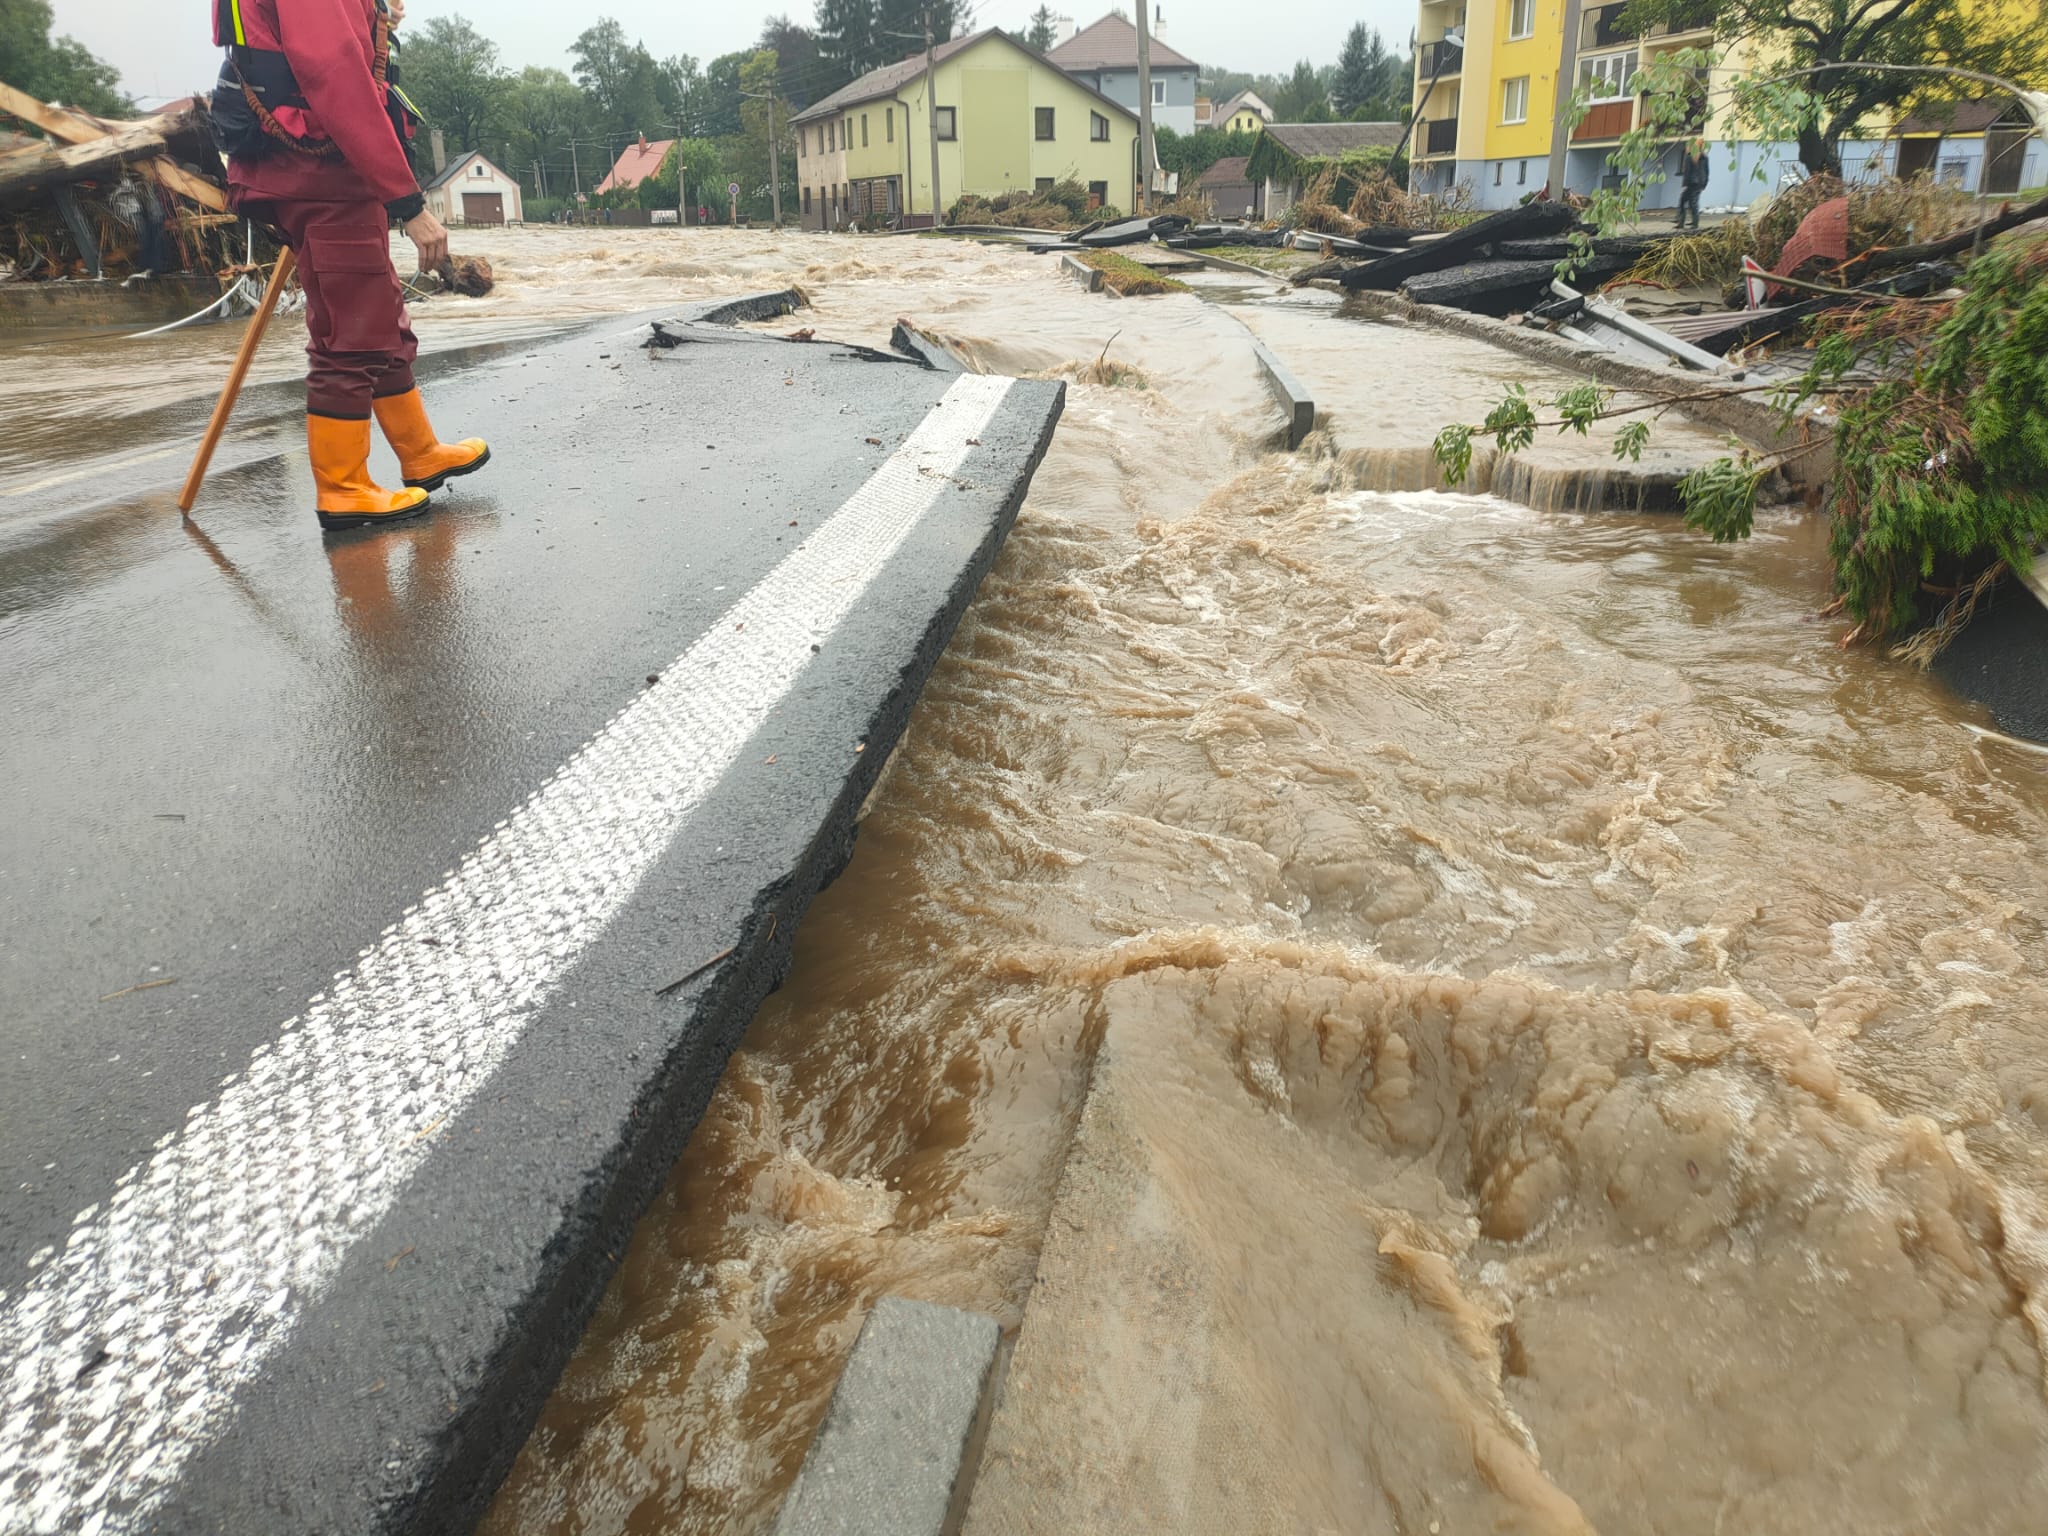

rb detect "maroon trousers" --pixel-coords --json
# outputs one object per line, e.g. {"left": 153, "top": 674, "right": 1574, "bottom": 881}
{"left": 257, "top": 199, "right": 419, "bottom": 420}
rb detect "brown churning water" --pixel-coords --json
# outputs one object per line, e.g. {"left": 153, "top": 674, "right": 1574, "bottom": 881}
{"left": 378, "top": 229, "right": 2048, "bottom": 1536}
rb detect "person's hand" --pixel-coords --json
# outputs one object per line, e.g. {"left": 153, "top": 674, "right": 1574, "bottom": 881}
{"left": 385, "top": 0, "right": 406, "bottom": 25}
{"left": 404, "top": 210, "right": 448, "bottom": 271}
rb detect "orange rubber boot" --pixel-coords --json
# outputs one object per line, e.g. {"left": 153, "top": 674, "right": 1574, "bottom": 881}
{"left": 373, "top": 387, "right": 491, "bottom": 491}
{"left": 310, "top": 414, "right": 430, "bottom": 532}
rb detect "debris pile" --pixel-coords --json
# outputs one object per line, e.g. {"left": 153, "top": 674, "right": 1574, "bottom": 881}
{"left": 0, "top": 85, "right": 232, "bottom": 283}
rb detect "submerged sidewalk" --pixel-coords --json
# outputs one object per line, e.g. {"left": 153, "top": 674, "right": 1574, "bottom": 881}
{"left": 0, "top": 311, "right": 1063, "bottom": 1534}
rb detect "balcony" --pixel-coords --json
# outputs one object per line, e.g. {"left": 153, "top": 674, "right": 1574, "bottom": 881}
{"left": 1418, "top": 39, "right": 1464, "bottom": 77}
{"left": 1580, "top": 4, "right": 1632, "bottom": 49}
{"left": 1642, "top": 1, "right": 1717, "bottom": 39}
{"left": 1572, "top": 100, "right": 1635, "bottom": 141}
{"left": 1424, "top": 117, "right": 1460, "bottom": 157}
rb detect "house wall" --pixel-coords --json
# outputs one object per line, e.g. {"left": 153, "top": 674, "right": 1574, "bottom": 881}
{"left": 797, "top": 39, "right": 1141, "bottom": 221}
{"left": 425, "top": 156, "right": 525, "bottom": 224}
{"left": 794, "top": 118, "right": 850, "bottom": 228}
{"left": 1063, "top": 65, "right": 1199, "bottom": 135}
{"left": 1224, "top": 108, "right": 1264, "bottom": 134}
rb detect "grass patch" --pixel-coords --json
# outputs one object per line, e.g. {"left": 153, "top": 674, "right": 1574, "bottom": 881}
{"left": 1080, "top": 251, "right": 1189, "bottom": 295}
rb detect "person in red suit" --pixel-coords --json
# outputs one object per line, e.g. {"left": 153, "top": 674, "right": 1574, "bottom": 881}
{"left": 211, "top": 0, "right": 490, "bottom": 531}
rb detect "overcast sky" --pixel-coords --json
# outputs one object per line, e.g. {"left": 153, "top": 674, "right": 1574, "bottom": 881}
{"left": 57, "top": 0, "right": 1417, "bottom": 108}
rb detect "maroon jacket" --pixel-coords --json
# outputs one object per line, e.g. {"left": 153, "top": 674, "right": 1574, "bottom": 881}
{"left": 215, "top": 0, "right": 420, "bottom": 213}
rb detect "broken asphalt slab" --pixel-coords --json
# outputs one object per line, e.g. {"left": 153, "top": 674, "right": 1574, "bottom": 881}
{"left": 0, "top": 312, "right": 1064, "bottom": 1534}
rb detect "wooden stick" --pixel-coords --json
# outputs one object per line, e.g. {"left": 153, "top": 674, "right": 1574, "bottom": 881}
{"left": 178, "top": 249, "right": 295, "bottom": 515}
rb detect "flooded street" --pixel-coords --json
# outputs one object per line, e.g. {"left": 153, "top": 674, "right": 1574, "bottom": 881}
{"left": 25, "top": 226, "right": 2048, "bottom": 1533}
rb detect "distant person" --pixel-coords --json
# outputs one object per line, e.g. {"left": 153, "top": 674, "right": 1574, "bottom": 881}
{"left": 208, "top": 0, "right": 490, "bottom": 533}
{"left": 699, "top": 204, "right": 710, "bottom": 225}
{"left": 1677, "top": 139, "right": 1710, "bottom": 230}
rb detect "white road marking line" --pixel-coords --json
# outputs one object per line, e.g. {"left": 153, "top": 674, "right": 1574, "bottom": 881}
{"left": 0, "top": 372, "right": 1016, "bottom": 1535}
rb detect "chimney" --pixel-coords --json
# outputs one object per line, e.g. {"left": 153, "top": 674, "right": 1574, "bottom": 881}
{"left": 429, "top": 129, "right": 447, "bottom": 175}
{"left": 1153, "top": 4, "right": 1165, "bottom": 39}
{"left": 638, "top": 132, "right": 648, "bottom": 150}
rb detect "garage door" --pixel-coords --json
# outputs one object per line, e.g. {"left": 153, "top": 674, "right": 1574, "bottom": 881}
{"left": 461, "top": 192, "right": 505, "bottom": 225}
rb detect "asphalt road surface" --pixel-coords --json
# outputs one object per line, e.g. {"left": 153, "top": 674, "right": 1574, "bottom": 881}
{"left": 0, "top": 309, "right": 1063, "bottom": 1535}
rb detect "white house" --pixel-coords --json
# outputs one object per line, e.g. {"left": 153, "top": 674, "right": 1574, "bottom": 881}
{"left": 423, "top": 150, "right": 524, "bottom": 226}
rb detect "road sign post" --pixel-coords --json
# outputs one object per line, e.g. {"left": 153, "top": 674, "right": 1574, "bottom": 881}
{"left": 729, "top": 181, "right": 740, "bottom": 226}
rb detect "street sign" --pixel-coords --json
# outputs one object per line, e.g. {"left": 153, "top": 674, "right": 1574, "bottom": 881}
{"left": 728, "top": 182, "right": 741, "bottom": 197}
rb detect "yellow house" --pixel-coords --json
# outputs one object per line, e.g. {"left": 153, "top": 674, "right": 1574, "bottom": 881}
{"left": 792, "top": 28, "right": 1141, "bottom": 228}
{"left": 1209, "top": 89, "right": 1275, "bottom": 137}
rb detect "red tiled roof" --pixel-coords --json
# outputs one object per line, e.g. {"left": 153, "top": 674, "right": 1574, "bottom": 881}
{"left": 596, "top": 139, "right": 676, "bottom": 193}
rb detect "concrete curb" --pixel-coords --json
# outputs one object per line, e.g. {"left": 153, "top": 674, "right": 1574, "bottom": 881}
{"left": 774, "top": 1299, "right": 1003, "bottom": 1536}
{"left": 1059, "top": 253, "right": 1104, "bottom": 294}
{"left": 1252, "top": 340, "right": 1316, "bottom": 451}
{"left": 891, "top": 319, "right": 971, "bottom": 373}
{"left": 1184, "top": 249, "right": 1294, "bottom": 282}
{"left": 1323, "top": 286, "right": 1832, "bottom": 490}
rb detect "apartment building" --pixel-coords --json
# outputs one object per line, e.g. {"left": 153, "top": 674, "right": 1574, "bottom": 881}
{"left": 1402, "top": 0, "right": 2025, "bottom": 212}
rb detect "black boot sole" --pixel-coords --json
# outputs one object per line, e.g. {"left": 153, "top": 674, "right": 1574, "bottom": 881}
{"left": 404, "top": 444, "right": 493, "bottom": 492}
{"left": 317, "top": 494, "right": 432, "bottom": 533}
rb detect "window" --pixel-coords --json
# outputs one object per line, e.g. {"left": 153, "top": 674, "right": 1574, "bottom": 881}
{"left": 1035, "top": 106, "right": 1055, "bottom": 140}
{"left": 1518, "top": 158, "right": 1528, "bottom": 184}
{"left": 471, "top": 163, "right": 484, "bottom": 177}
{"left": 798, "top": 127, "right": 806, "bottom": 158}
{"left": 826, "top": 122, "right": 834, "bottom": 152}
{"left": 1035, "top": 176, "right": 1055, "bottom": 191}
{"left": 887, "top": 107, "right": 895, "bottom": 143}
{"left": 935, "top": 106, "right": 957, "bottom": 140}
{"left": 1579, "top": 51, "right": 1638, "bottom": 100}
{"left": 1153, "top": 80, "right": 1166, "bottom": 105}
{"left": 803, "top": 186, "right": 812, "bottom": 212}
{"left": 861, "top": 113, "right": 869, "bottom": 147}
{"left": 1502, "top": 75, "right": 1529, "bottom": 123}
{"left": 1494, "top": 161, "right": 1503, "bottom": 185}
{"left": 1509, "top": 0, "right": 1535, "bottom": 38}
{"left": 1091, "top": 111, "right": 1109, "bottom": 141}
{"left": 1088, "top": 179, "right": 1108, "bottom": 207}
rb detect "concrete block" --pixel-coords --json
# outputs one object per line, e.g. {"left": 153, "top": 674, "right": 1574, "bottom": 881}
{"left": 1254, "top": 340, "right": 1316, "bottom": 450}
{"left": 1059, "top": 253, "right": 1104, "bottom": 293}
{"left": 775, "top": 1298, "right": 1003, "bottom": 1536}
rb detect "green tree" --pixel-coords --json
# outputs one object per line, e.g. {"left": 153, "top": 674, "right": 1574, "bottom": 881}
{"left": 401, "top": 14, "right": 506, "bottom": 153}
{"left": 1332, "top": 24, "right": 1406, "bottom": 120}
{"left": 501, "top": 66, "right": 583, "bottom": 194}
{"left": 729, "top": 48, "right": 797, "bottom": 222}
{"left": 814, "top": 0, "right": 879, "bottom": 88}
{"left": 638, "top": 135, "right": 725, "bottom": 209}
{"left": 758, "top": 16, "right": 823, "bottom": 108}
{"left": 0, "top": 0, "right": 130, "bottom": 115}
{"left": 654, "top": 54, "right": 700, "bottom": 125}
{"left": 1620, "top": 0, "right": 2048, "bottom": 176}
{"left": 1271, "top": 60, "right": 1331, "bottom": 121}
{"left": 1152, "top": 125, "right": 1258, "bottom": 182}
{"left": 1025, "top": 5, "right": 1059, "bottom": 52}
{"left": 571, "top": 16, "right": 665, "bottom": 142}
{"left": 690, "top": 51, "right": 750, "bottom": 139}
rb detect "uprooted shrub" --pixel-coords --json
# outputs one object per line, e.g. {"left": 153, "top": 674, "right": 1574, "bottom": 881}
{"left": 1750, "top": 172, "right": 1981, "bottom": 271}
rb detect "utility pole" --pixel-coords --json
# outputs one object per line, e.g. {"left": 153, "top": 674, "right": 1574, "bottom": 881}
{"left": 1547, "top": 0, "right": 1587, "bottom": 201}
{"left": 570, "top": 140, "right": 581, "bottom": 201}
{"left": 924, "top": 8, "right": 943, "bottom": 222}
{"left": 1135, "top": 1, "right": 1155, "bottom": 212}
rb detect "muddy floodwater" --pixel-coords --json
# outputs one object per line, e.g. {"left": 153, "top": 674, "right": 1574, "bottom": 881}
{"left": 26, "top": 227, "right": 2048, "bottom": 1533}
